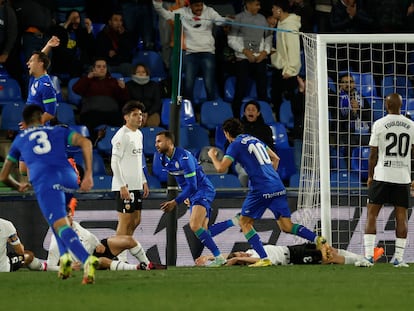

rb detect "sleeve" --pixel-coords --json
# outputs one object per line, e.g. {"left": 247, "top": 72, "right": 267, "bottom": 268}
{"left": 153, "top": 0, "right": 175, "bottom": 21}
{"left": 227, "top": 17, "right": 244, "bottom": 53}
{"left": 42, "top": 83, "right": 57, "bottom": 116}
{"left": 282, "top": 32, "right": 301, "bottom": 76}
{"left": 175, "top": 155, "right": 197, "bottom": 204}
{"left": 72, "top": 75, "right": 91, "bottom": 96}
{"left": 111, "top": 132, "right": 128, "bottom": 187}
{"left": 142, "top": 153, "right": 148, "bottom": 184}
{"left": 6, "top": 140, "right": 21, "bottom": 163}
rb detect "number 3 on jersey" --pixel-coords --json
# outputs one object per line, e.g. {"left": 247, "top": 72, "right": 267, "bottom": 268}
{"left": 29, "top": 131, "right": 52, "bottom": 154}
{"left": 248, "top": 142, "right": 271, "bottom": 165}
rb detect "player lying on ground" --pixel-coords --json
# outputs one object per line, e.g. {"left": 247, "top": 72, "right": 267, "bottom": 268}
{"left": 195, "top": 243, "right": 384, "bottom": 266}
{"left": 46, "top": 204, "right": 166, "bottom": 271}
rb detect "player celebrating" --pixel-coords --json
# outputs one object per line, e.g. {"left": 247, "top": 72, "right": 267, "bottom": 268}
{"left": 155, "top": 130, "right": 226, "bottom": 267}
{"left": 355, "top": 93, "right": 414, "bottom": 268}
{"left": 0, "top": 105, "right": 99, "bottom": 284}
{"left": 208, "top": 118, "right": 327, "bottom": 267}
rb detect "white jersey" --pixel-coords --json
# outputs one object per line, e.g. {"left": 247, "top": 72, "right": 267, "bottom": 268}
{"left": 246, "top": 245, "right": 290, "bottom": 265}
{"left": 111, "top": 125, "right": 146, "bottom": 191}
{"left": 0, "top": 218, "right": 18, "bottom": 272}
{"left": 369, "top": 114, "right": 414, "bottom": 184}
{"left": 47, "top": 221, "right": 100, "bottom": 271}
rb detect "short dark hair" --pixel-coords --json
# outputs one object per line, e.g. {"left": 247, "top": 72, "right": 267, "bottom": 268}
{"left": 273, "top": 0, "right": 290, "bottom": 12}
{"left": 32, "top": 51, "right": 51, "bottom": 70}
{"left": 133, "top": 63, "right": 151, "bottom": 76}
{"left": 122, "top": 100, "right": 145, "bottom": 116}
{"left": 222, "top": 118, "right": 244, "bottom": 138}
{"left": 156, "top": 130, "right": 175, "bottom": 144}
{"left": 23, "top": 105, "right": 44, "bottom": 125}
{"left": 244, "top": 100, "right": 261, "bottom": 112}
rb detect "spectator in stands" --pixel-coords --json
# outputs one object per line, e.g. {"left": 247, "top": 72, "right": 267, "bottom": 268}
{"left": 54, "top": 0, "right": 87, "bottom": 24}
{"left": 153, "top": 0, "right": 226, "bottom": 102}
{"left": 270, "top": 0, "right": 301, "bottom": 122}
{"left": 330, "top": 0, "right": 373, "bottom": 33}
{"left": 291, "top": 75, "right": 305, "bottom": 171}
{"left": 227, "top": 0, "right": 271, "bottom": 117}
{"left": 95, "top": 12, "right": 135, "bottom": 76}
{"left": 11, "top": 0, "right": 55, "bottom": 63}
{"left": 236, "top": 100, "right": 275, "bottom": 186}
{"left": 336, "top": 73, "right": 371, "bottom": 168}
{"left": 119, "top": 0, "right": 156, "bottom": 51}
{"left": 49, "top": 10, "right": 95, "bottom": 81}
{"left": 290, "top": 0, "right": 315, "bottom": 33}
{"left": 72, "top": 57, "right": 129, "bottom": 141}
{"left": 158, "top": 0, "right": 188, "bottom": 69}
{"left": 0, "top": 0, "right": 25, "bottom": 92}
{"left": 126, "top": 63, "right": 162, "bottom": 127}
{"left": 313, "top": 0, "right": 333, "bottom": 33}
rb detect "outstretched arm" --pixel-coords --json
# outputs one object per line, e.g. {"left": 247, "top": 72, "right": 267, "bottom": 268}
{"left": 208, "top": 147, "right": 233, "bottom": 173}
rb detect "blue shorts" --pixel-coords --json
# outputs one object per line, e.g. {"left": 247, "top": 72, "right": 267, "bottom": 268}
{"left": 32, "top": 167, "right": 79, "bottom": 226}
{"left": 189, "top": 188, "right": 215, "bottom": 219}
{"left": 241, "top": 189, "right": 291, "bottom": 220}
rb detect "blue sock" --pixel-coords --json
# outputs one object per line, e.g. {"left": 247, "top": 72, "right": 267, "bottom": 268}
{"left": 58, "top": 225, "right": 90, "bottom": 263}
{"left": 53, "top": 228, "right": 68, "bottom": 256}
{"left": 245, "top": 229, "right": 267, "bottom": 259}
{"left": 291, "top": 224, "right": 317, "bottom": 242}
{"left": 209, "top": 219, "right": 235, "bottom": 237}
{"left": 195, "top": 228, "right": 220, "bottom": 257}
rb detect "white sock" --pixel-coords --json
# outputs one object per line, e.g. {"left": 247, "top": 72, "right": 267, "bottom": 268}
{"left": 116, "top": 250, "right": 128, "bottom": 262}
{"left": 364, "top": 234, "right": 376, "bottom": 258}
{"left": 110, "top": 260, "right": 139, "bottom": 271}
{"left": 338, "top": 249, "right": 360, "bottom": 264}
{"left": 394, "top": 238, "right": 407, "bottom": 261}
{"left": 129, "top": 242, "right": 149, "bottom": 264}
{"left": 27, "top": 257, "right": 46, "bottom": 271}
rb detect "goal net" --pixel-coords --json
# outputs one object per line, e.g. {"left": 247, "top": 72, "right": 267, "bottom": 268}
{"left": 299, "top": 33, "right": 414, "bottom": 261}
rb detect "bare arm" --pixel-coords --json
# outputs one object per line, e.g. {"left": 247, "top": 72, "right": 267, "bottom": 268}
{"left": 41, "top": 36, "right": 60, "bottom": 54}
{"left": 71, "top": 133, "right": 93, "bottom": 191}
{"left": 267, "top": 147, "right": 280, "bottom": 170}
{"left": 367, "top": 146, "right": 378, "bottom": 187}
{"left": 207, "top": 147, "right": 233, "bottom": 173}
{"left": 0, "top": 160, "right": 31, "bottom": 192}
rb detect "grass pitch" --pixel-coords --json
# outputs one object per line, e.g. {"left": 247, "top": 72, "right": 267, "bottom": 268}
{"left": 1, "top": 264, "right": 413, "bottom": 311}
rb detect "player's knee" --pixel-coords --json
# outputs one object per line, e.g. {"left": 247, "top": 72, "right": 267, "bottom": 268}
{"left": 24, "top": 250, "right": 34, "bottom": 265}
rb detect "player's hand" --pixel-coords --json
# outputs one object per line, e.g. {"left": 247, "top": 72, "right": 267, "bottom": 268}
{"left": 47, "top": 36, "right": 60, "bottom": 48}
{"left": 160, "top": 199, "right": 177, "bottom": 212}
{"left": 19, "top": 121, "right": 27, "bottom": 130}
{"left": 184, "top": 198, "right": 190, "bottom": 207}
{"left": 207, "top": 147, "right": 217, "bottom": 159}
{"left": 79, "top": 175, "right": 93, "bottom": 191}
{"left": 142, "top": 182, "right": 149, "bottom": 198}
{"left": 367, "top": 176, "right": 373, "bottom": 188}
{"left": 17, "top": 182, "right": 31, "bottom": 192}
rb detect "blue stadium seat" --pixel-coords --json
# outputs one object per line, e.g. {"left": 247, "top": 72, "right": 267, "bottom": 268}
{"left": 92, "top": 23, "right": 105, "bottom": 37}
{"left": 279, "top": 99, "right": 294, "bottom": 129}
{"left": 351, "top": 146, "right": 370, "bottom": 181}
{"left": 93, "top": 175, "right": 112, "bottom": 190}
{"left": 152, "top": 151, "right": 168, "bottom": 183}
{"left": 368, "top": 97, "right": 385, "bottom": 121}
{"left": 180, "top": 124, "right": 210, "bottom": 156}
{"left": 141, "top": 126, "right": 166, "bottom": 157}
{"left": 207, "top": 174, "right": 241, "bottom": 188}
{"left": 224, "top": 76, "right": 257, "bottom": 102}
{"left": 193, "top": 76, "right": 208, "bottom": 105}
{"left": 214, "top": 125, "right": 227, "bottom": 151}
{"left": 49, "top": 75, "right": 64, "bottom": 102}
{"left": 269, "top": 122, "right": 289, "bottom": 149}
{"left": 132, "top": 51, "right": 166, "bottom": 80}
{"left": 405, "top": 98, "right": 414, "bottom": 119}
{"left": 330, "top": 170, "right": 361, "bottom": 189}
{"left": 240, "top": 99, "right": 275, "bottom": 125}
{"left": 67, "top": 125, "right": 90, "bottom": 155}
{"left": 67, "top": 77, "right": 82, "bottom": 107}
{"left": 72, "top": 150, "right": 107, "bottom": 176}
{"left": 0, "top": 101, "right": 24, "bottom": 131}
{"left": 161, "top": 98, "right": 196, "bottom": 127}
{"left": 382, "top": 75, "right": 414, "bottom": 98}
{"left": 330, "top": 146, "right": 347, "bottom": 170}
{"left": 353, "top": 72, "right": 377, "bottom": 98}
{"left": 0, "top": 77, "right": 22, "bottom": 107}
{"left": 95, "top": 125, "right": 120, "bottom": 156}
{"left": 200, "top": 99, "right": 233, "bottom": 130}
{"left": 275, "top": 147, "right": 297, "bottom": 182}
{"left": 55, "top": 102, "right": 76, "bottom": 125}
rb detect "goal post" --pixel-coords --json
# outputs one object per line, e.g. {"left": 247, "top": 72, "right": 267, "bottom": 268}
{"left": 299, "top": 33, "right": 414, "bottom": 254}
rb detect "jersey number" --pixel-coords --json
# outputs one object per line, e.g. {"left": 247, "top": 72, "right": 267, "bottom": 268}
{"left": 248, "top": 143, "right": 271, "bottom": 165}
{"left": 385, "top": 132, "right": 409, "bottom": 157}
{"left": 29, "top": 131, "right": 52, "bottom": 154}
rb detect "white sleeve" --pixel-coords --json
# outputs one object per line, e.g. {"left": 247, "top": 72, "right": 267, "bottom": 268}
{"left": 111, "top": 133, "right": 127, "bottom": 186}
{"left": 153, "top": 0, "right": 174, "bottom": 21}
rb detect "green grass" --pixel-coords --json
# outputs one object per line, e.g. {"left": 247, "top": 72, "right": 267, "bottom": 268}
{"left": 1, "top": 265, "right": 413, "bottom": 310}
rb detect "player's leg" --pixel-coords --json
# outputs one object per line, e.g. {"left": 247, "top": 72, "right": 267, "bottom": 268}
{"left": 208, "top": 213, "right": 240, "bottom": 237}
{"left": 392, "top": 205, "right": 409, "bottom": 267}
{"left": 107, "top": 235, "right": 150, "bottom": 265}
{"left": 190, "top": 204, "right": 225, "bottom": 267}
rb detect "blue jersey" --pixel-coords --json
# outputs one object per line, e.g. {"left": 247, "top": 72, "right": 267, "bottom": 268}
{"left": 7, "top": 125, "right": 76, "bottom": 186}
{"left": 27, "top": 75, "right": 57, "bottom": 123}
{"left": 160, "top": 147, "right": 215, "bottom": 204}
{"left": 225, "top": 134, "right": 284, "bottom": 192}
